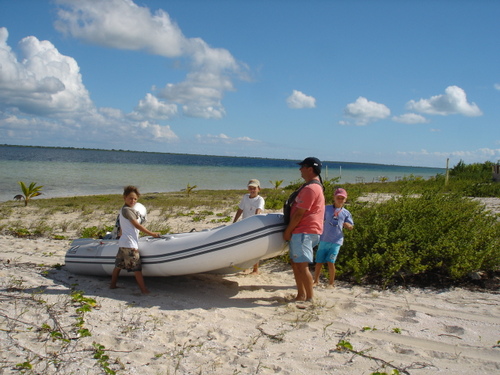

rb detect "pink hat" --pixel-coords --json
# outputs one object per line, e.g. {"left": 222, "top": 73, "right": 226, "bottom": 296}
{"left": 335, "top": 188, "right": 348, "bottom": 198}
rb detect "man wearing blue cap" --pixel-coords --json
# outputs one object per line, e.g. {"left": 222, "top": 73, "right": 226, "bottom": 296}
{"left": 284, "top": 157, "right": 325, "bottom": 303}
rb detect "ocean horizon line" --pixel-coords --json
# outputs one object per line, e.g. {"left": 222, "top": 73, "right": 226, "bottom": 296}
{"left": 1, "top": 143, "right": 445, "bottom": 170}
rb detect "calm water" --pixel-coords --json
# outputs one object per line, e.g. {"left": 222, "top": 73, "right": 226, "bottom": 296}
{"left": 0, "top": 145, "right": 445, "bottom": 202}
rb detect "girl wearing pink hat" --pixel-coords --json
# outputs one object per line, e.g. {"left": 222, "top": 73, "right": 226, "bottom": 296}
{"left": 313, "top": 188, "right": 354, "bottom": 288}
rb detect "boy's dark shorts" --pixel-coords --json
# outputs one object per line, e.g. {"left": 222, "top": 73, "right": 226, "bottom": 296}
{"left": 115, "top": 247, "right": 142, "bottom": 272}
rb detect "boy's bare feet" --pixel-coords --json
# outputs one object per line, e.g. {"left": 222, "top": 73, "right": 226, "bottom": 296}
{"left": 295, "top": 294, "right": 307, "bottom": 302}
{"left": 295, "top": 299, "right": 313, "bottom": 309}
{"left": 251, "top": 264, "right": 259, "bottom": 274}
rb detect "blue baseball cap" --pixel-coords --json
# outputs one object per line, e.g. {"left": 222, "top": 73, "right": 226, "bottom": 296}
{"left": 297, "top": 157, "right": 322, "bottom": 174}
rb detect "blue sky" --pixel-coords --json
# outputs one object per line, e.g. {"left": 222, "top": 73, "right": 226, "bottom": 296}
{"left": 0, "top": 0, "right": 499, "bottom": 168}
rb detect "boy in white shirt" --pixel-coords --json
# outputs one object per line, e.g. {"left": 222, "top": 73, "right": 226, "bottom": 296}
{"left": 233, "top": 179, "right": 265, "bottom": 274}
{"left": 110, "top": 186, "right": 160, "bottom": 294}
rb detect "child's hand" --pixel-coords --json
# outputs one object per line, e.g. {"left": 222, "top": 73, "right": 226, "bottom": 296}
{"left": 152, "top": 232, "right": 161, "bottom": 238}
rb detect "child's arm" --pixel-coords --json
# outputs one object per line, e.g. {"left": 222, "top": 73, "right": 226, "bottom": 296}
{"left": 255, "top": 196, "right": 265, "bottom": 215}
{"left": 233, "top": 208, "right": 243, "bottom": 223}
{"left": 343, "top": 222, "right": 354, "bottom": 230}
{"left": 130, "top": 219, "right": 160, "bottom": 237}
{"left": 343, "top": 214, "right": 354, "bottom": 230}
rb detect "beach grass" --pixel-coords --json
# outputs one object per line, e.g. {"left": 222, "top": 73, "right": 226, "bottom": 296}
{"left": 0, "top": 189, "right": 249, "bottom": 240}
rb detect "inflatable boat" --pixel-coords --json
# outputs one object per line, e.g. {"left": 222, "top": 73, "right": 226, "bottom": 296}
{"left": 65, "top": 213, "right": 288, "bottom": 277}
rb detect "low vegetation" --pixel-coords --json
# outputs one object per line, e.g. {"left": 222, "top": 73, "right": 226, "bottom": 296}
{"left": 0, "top": 190, "right": 241, "bottom": 240}
{"left": 339, "top": 190, "right": 500, "bottom": 286}
{"left": 16, "top": 181, "right": 43, "bottom": 206}
{"left": 1, "top": 272, "right": 119, "bottom": 374}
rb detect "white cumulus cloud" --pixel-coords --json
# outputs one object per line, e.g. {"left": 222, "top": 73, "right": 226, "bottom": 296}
{"left": 137, "top": 120, "right": 178, "bottom": 140}
{"left": 0, "top": 26, "right": 178, "bottom": 147}
{"left": 131, "top": 93, "right": 178, "bottom": 120}
{"left": 343, "top": 97, "right": 390, "bottom": 126}
{"left": 0, "top": 27, "right": 92, "bottom": 116}
{"left": 286, "top": 90, "right": 316, "bottom": 109}
{"left": 54, "top": 0, "right": 248, "bottom": 120}
{"left": 55, "top": 0, "right": 184, "bottom": 56}
{"left": 406, "top": 85, "right": 482, "bottom": 117}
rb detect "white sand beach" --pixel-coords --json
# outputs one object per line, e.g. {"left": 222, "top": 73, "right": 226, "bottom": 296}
{"left": 1, "top": 197, "right": 499, "bottom": 374}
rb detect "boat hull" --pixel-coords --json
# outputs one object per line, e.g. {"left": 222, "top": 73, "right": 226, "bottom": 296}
{"left": 65, "top": 213, "right": 288, "bottom": 276}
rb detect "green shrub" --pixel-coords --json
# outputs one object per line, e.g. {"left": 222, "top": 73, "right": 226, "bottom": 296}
{"left": 338, "top": 191, "right": 500, "bottom": 286}
{"left": 146, "top": 220, "right": 171, "bottom": 234}
{"left": 264, "top": 189, "right": 289, "bottom": 210}
{"left": 8, "top": 227, "right": 32, "bottom": 238}
{"left": 449, "top": 160, "right": 495, "bottom": 181}
{"left": 80, "top": 225, "right": 114, "bottom": 239}
{"left": 462, "top": 182, "right": 500, "bottom": 197}
{"left": 32, "top": 220, "right": 52, "bottom": 237}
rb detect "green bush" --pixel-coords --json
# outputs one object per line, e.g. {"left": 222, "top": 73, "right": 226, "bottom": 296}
{"left": 330, "top": 160, "right": 500, "bottom": 199}
{"left": 8, "top": 227, "right": 32, "bottom": 238}
{"left": 264, "top": 189, "right": 289, "bottom": 210}
{"left": 449, "top": 160, "right": 495, "bottom": 181}
{"left": 462, "top": 182, "right": 500, "bottom": 197}
{"left": 337, "top": 191, "right": 500, "bottom": 286}
{"left": 80, "top": 225, "right": 114, "bottom": 239}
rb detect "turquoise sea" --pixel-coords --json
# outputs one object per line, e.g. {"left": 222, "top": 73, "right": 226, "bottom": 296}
{"left": 0, "top": 145, "right": 445, "bottom": 202}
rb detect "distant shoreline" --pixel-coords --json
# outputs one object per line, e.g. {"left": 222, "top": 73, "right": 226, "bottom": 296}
{"left": 0, "top": 143, "right": 446, "bottom": 170}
